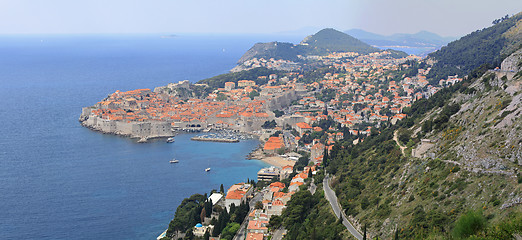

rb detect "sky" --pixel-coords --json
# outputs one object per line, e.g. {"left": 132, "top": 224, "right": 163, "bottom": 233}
{"left": 0, "top": 0, "right": 521, "bottom": 37}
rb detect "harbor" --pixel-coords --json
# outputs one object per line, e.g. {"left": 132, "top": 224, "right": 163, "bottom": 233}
{"left": 190, "top": 130, "right": 254, "bottom": 143}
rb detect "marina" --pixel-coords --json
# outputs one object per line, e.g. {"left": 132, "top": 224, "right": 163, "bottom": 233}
{"left": 190, "top": 130, "right": 254, "bottom": 143}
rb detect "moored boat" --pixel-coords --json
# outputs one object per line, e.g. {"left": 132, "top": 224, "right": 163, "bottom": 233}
{"left": 166, "top": 137, "right": 175, "bottom": 143}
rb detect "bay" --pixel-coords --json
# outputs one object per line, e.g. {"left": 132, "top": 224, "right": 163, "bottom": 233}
{"left": 0, "top": 34, "right": 301, "bottom": 239}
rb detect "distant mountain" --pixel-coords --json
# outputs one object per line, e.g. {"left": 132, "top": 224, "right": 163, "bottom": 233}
{"left": 300, "top": 28, "right": 381, "bottom": 55}
{"left": 236, "top": 28, "right": 382, "bottom": 66}
{"left": 345, "top": 29, "right": 457, "bottom": 55}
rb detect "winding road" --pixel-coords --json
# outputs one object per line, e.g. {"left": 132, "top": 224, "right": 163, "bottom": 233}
{"left": 393, "top": 130, "right": 407, "bottom": 156}
{"left": 323, "top": 174, "right": 363, "bottom": 240}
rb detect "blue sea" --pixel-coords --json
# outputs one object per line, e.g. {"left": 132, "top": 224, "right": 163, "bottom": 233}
{"left": 0, "top": 34, "right": 301, "bottom": 239}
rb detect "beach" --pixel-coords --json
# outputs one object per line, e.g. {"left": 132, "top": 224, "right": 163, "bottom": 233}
{"left": 249, "top": 149, "right": 296, "bottom": 168}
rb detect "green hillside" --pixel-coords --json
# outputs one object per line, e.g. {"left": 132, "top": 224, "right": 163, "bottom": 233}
{"left": 276, "top": 14, "right": 522, "bottom": 240}
{"left": 236, "top": 28, "right": 389, "bottom": 65}
{"left": 301, "top": 28, "right": 380, "bottom": 55}
{"left": 427, "top": 13, "right": 522, "bottom": 83}
{"left": 299, "top": 53, "right": 522, "bottom": 239}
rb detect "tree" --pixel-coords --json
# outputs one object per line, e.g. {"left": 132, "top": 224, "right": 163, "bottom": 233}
{"left": 200, "top": 208, "right": 206, "bottom": 223}
{"left": 221, "top": 222, "right": 240, "bottom": 240}
{"left": 220, "top": 184, "right": 224, "bottom": 193}
{"left": 205, "top": 199, "right": 213, "bottom": 218}
{"left": 254, "top": 201, "right": 263, "bottom": 209}
{"left": 363, "top": 224, "right": 367, "bottom": 240}
{"left": 248, "top": 90, "right": 260, "bottom": 100}
{"left": 273, "top": 110, "right": 284, "bottom": 117}
{"left": 184, "top": 228, "right": 194, "bottom": 240}
{"left": 269, "top": 215, "right": 283, "bottom": 229}
{"left": 322, "top": 147, "right": 329, "bottom": 167}
{"left": 262, "top": 120, "right": 277, "bottom": 129}
{"left": 216, "top": 92, "right": 227, "bottom": 101}
{"left": 204, "top": 229, "right": 210, "bottom": 240}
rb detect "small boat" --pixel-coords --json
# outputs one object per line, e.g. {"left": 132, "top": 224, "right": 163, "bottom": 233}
{"left": 166, "top": 137, "right": 175, "bottom": 143}
{"left": 205, "top": 168, "right": 211, "bottom": 172}
{"left": 170, "top": 159, "right": 179, "bottom": 163}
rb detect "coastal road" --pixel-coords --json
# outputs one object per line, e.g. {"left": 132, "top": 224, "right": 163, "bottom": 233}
{"left": 233, "top": 192, "right": 263, "bottom": 240}
{"left": 323, "top": 174, "right": 363, "bottom": 240}
{"left": 272, "top": 228, "right": 287, "bottom": 240}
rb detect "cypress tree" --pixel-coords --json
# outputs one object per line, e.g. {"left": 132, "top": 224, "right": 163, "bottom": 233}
{"left": 363, "top": 224, "right": 367, "bottom": 240}
{"left": 220, "top": 184, "right": 224, "bottom": 193}
{"left": 204, "top": 229, "right": 210, "bottom": 240}
{"left": 322, "top": 147, "right": 329, "bottom": 167}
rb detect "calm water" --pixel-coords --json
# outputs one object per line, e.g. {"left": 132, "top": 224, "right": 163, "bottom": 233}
{"left": 0, "top": 34, "right": 300, "bottom": 239}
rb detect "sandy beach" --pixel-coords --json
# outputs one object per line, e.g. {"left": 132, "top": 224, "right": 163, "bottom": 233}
{"left": 249, "top": 149, "right": 296, "bottom": 168}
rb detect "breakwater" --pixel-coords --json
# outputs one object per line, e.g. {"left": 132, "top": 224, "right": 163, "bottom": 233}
{"left": 191, "top": 136, "right": 239, "bottom": 143}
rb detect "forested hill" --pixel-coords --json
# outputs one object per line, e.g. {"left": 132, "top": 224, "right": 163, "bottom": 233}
{"left": 426, "top": 13, "right": 522, "bottom": 83}
{"left": 236, "top": 28, "right": 382, "bottom": 65}
{"left": 300, "top": 28, "right": 380, "bottom": 55}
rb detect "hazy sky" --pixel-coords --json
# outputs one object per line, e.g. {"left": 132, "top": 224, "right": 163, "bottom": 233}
{"left": 0, "top": 0, "right": 521, "bottom": 37}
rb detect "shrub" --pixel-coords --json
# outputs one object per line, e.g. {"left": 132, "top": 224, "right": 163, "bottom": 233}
{"left": 452, "top": 210, "right": 486, "bottom": 238}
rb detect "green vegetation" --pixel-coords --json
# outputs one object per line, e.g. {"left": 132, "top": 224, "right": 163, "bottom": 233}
{"left": 248, "top": 90, "right": 260, "bottom": 100}
{"left": 166, "top": 194, "right": 206, "bottom": 236}
{"left": 240, "top": 41, "right": 305, "bottom": 62}
{"left": 220, "top": 222, "right": 240, "bottom": 240}
{"left": 164, "top": 189, "right": 250, "bottom": 240}
{"left": 427, "top": 14, "right": 522, "bottom": 83}
{"left": 197, "top": 67, "right": 281, "bottom": 89}
{"left": 452, "top": 210, "right": 486, "bottom": 239}
{"left": 273, "top": 109, "right": 284, "bottom": 117}
{"left": 302, "top": 28, "right": 380, "bottom": 55}
{"left": 312, "top": 58, "right": 522, "bottom": 238}
{"left": 262, "top": 120, "right": 277, "bottom": 129}
{"left": 280, "top": 190, "right": 346, "bottom": 240}
{"left": 236, "top": 28, "right": 385, "bottom": 66}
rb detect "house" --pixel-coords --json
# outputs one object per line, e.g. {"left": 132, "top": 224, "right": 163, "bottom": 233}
{"left": 224, "top": 82, "right": 235, "bottom": 91}
{"left": 267, "top": 199, "right": 285, "bottom": 216}
{"left": 263, "top": 136, "right": 284, "bottom": 154}
{"left": 238, "top": 80, "right": 256, "bottom": 87}
{"left": 193, "top": 223, "right": 214, "bottom": 237}
{"left": 247, "top": 220, "right": 269, "bottom": 234}
{"left": 295, "top": 122, "right": 312, "bottom": 135}
{"left": 208, "top": 193, "right": 223, "bottom": 206}
{"left": 225, "top": 183, "right": 253, "bottom": 211}
{"left": 246, "top": 232, "right": 264, "bottom": 240}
